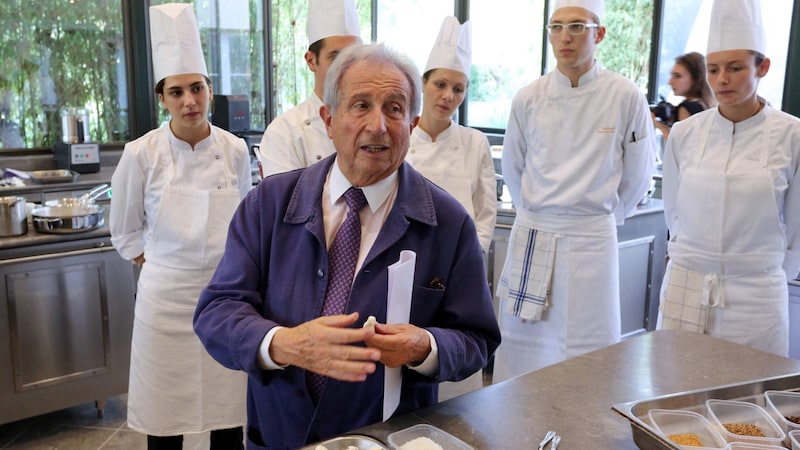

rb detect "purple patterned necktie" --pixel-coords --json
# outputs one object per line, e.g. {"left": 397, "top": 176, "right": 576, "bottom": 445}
{"left": 308, "top": 187, "right": 368, "bottom": 402}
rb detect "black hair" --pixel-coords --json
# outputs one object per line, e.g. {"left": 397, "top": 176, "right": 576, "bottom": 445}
{"left": 154, "top": 75, "right": 212, "bottom": 96}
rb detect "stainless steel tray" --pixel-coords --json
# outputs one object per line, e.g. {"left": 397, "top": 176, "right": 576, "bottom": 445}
{"left": 301, "top": 434, "right": 388, "bottom": 450}
{"left": 612, "top": 372, "right": 800, "bottom": 450}
{"left": 28, "top": 170, "right": 79, "bottom": 184}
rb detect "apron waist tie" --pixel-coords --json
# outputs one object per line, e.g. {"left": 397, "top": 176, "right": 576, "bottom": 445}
{"left": 701, "top": 273, "right": 726, "bottom": 309}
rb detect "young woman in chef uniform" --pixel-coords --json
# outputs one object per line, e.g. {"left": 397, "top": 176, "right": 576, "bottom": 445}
{"left": 406, "top": 16, "right": 497, "bottom": 397}
{"left": 109, "top": 4, "right": 250, "bottom": 449}
{"left": 658, "top": 0, "right": 800, "bottom": 356}
{"left": 406, "top": 16, "right": 496, "bottom": 255}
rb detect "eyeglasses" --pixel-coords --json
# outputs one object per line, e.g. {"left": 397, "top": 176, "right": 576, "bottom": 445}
{"left": 546, "top": 22, "right": 600, "bottom": 36}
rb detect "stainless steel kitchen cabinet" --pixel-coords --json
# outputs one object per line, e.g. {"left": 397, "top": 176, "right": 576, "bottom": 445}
{"left": 0, "top": 244, "right": 135, "bottom": 425}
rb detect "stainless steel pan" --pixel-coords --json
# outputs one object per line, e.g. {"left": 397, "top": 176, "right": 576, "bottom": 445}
{"left": 45, "top": 184, "right": 110, "bottom": 208}
{"left": 31, "top": 203, "right": 105, "bottom": 234}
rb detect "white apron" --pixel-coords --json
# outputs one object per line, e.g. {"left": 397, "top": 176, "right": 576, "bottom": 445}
{"left": 408, "top": 126, "right": 476, "bottom": 218}
{"left": 493, "top": 209, "right": 620, "bottom": 382}
{"left": 127, "top": 142, "right": 247, "bottom": 436}
{"left": 658, "top": 111, "right": 789, "bottom": 356}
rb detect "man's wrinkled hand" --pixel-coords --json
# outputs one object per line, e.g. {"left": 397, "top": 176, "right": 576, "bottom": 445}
{"left": 365, "top": 323, "right": 431, "bottom": 368}
{"left": 269, "top": 312, "right": 381, "bottom": 382}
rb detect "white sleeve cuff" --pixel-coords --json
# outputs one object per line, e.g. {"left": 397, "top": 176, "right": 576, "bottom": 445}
{"left": 257, "top": 326, "right": 288, "bottom": 370}
{"left": 406, "top": 330, "right": 438, "bottom": 376}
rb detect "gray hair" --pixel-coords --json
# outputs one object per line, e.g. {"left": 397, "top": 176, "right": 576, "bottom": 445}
{"left": 323, "top": 43, "right": 421, "bottom": 119}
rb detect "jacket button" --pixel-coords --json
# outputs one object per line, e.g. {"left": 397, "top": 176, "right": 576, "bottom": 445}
{"left": 214, "top": 154, "right": 221, "bottom": 160}
{"left": 316, "top": 269, "right": 324, "bottom": 278}
{"left": 304, "top": 119, "right": 311, "bottom": 125}
{"left": 294, "top": 389, "right": 304, "bottom": 398}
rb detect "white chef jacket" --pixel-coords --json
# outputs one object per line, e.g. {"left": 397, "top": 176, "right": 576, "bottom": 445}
{"left": 493, "top": 62, "right": 655, "bottom": 381}
{"left": 258, "top": 94, "right": 335, "bottom": 177}
{"left": 659, "top": 105, "right": 800, "bottom": 355}
{"left": 407, "top": 121, "right": 497, "bottom": 253}
{"left": 110, "top": 124, "right": 252, "bottom": 435}
{"left": 663, "top": 106, "right": 800, "bottom": 280}
{"left": 501, "top": 62, "right": 656, "bottom": 225}
{"left": 110, "top": 125, "right": 252, "bottom": 260}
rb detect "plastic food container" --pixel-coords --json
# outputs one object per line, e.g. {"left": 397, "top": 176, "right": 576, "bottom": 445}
{"left": 705, "top": 399, "right": 785, "bottom": 446}
{"left": 789, "top": 429, "right": 800, "bottom": 450}
{"left": 303, "top": 434, "right": 388, "bottom": 450}
{"left": 387, "top": 424, "right": 472, "bottom": 450}
{"left": 647, "top": 409, "right": 726, "bottom": 449}
{"left": 726, "top": 442, "right": 788, "bottom": 449}
{"left": 763, "top": 390, "right": 800, "bottom": 439}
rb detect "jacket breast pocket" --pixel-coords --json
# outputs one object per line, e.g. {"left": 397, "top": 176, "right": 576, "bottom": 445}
{"left": 410, "top": 285, "right": 446, "bottom": 320}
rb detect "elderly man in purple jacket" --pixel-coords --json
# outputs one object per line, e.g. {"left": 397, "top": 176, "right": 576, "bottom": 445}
{"left": 194, "top": 43, "right": 500, "bottom": 449}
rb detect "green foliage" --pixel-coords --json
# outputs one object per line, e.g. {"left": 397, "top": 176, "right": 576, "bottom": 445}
{"left": 270, "top": 0, "right": 371, "bottom": 115}
{"left": 0, "top": 0, "right": 127, "bottom": 148}
{"left": 0, "top": 0, "right": 654, "bottom": 149}
{"left": 271, "top": 0, "right": 310, "bottom": 113}
{"left": 596, "top": 0, "right": 654, "bottom": 89}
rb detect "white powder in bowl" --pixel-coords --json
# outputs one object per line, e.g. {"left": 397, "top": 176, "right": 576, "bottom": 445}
{"left": 400, "top": 437, "right": 444, "bottom": 450}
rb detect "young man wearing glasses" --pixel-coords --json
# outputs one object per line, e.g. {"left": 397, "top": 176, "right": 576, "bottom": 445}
{"left": 494, "top": 0, "right": 656, "bottom": 381}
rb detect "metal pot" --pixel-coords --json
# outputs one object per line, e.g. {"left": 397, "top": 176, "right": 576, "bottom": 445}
{"left": 31, "top": 204, "right": 105, "bottom": 234}
{"left": 0, "top": 196, "right": 28, "bottom": 237}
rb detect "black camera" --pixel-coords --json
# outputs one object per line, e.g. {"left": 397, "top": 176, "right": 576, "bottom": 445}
{"left": 650, "top": 96, "right": 674, "bottom": 125}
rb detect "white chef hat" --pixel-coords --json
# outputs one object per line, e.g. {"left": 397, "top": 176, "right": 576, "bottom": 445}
{"left": 424, "top": 16, "right": 472, "bottom": 76}
{"left": 706, "top": 0, "right": 766, "bottom": 55}
{"left": 307, "top": 0, "right": 361, "bottom": 46}
{"left": 149, "top": 3, "right": 208, "bottom": 84}
{"left": 552, "top": 0, "right": 605, "bottom": 22}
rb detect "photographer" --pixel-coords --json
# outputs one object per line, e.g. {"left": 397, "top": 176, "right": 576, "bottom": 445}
{"left": 652, "top": 52, "right": 715, "bottom": 143}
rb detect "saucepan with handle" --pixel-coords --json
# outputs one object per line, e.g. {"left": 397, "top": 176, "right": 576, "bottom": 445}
{"left": 45, "top": 183, "right": 110, "bottom": 208}
{"left": 32, "top": 184, "right": 110, "bottom": 234}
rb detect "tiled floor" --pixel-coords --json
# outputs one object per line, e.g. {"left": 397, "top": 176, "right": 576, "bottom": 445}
{"left": 0, "top": 370, "right": 491, "bottom": 450}
{"left": 0, "top": 395, "right": 211, "bottom": 450}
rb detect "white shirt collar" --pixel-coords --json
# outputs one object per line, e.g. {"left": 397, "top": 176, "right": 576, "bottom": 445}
{"left": 554, "top": 59, "right": 600, "bottom": 88}
{"left": 329, "top": 157, "right": 398, "bottom": 213}
{"left": 167, "top": 123, "right": 213, "bottom": 151}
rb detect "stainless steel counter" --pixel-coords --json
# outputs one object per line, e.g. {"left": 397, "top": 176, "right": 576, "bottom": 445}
{"left": 0, "top": 166, "right": 114, "bottom": 257}
{"left": 0, "top": 165, "right": 116, "bottom": 200}
{"left": 0, "top": 209, "right": 111, "bottom": 257}
{"left": 0, "top": 165, "right": 133, "bottom": 426}
{"left": 348, "top": 330, "right": 800, "bottom": 449}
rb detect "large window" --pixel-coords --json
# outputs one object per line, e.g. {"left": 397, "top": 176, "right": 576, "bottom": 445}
{"left": 375, "top": 1, "right": 453, "bottom": 75}
{"left": 543, "top": 0, "right": 654, "bottom": 93}
{"left": 594, "top": 0, "right": 654, "bottom": 90}
{"left": 468, "top": 0, "right": 546, "bottom": 130}
{"left": 0, "top": 0, "right": 128, "bottom": 149}
{"left": 270, "top": 0, "right": 372, "bottom": 117}
{"left": 655, "top": 0, "right": 792, "bottom": 108}
{"left": 151, "top": 0, "right": 267, "bottom": 129}
{"left": 0, "top": 1, "right": 797, "bottom": 151}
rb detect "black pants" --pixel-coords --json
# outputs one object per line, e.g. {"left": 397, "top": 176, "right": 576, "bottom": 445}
{"left": 147, "top": 426, "right": 244, "bottom": 450}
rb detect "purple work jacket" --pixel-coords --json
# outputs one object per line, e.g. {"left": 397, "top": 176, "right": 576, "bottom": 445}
{"left": 194, "top": 155, "right": 500, "bottom": 449}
